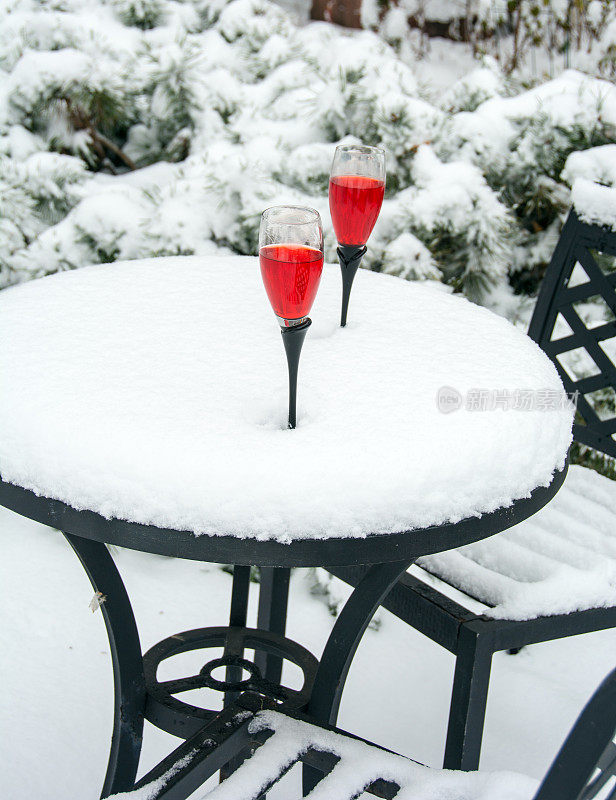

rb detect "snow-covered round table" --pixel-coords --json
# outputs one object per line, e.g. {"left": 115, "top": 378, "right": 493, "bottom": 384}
{"left": 0, "top": 255, "right": 572, "bottom": 798}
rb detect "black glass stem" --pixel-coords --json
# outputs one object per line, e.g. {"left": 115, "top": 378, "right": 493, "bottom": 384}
{"left": 281, "top": 318, "right": 311, "bottom": 429}
{"left": 337, "top": 245, "right": 367, "bottom": 327}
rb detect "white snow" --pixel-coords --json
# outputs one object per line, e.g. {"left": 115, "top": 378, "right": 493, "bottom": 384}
{"left": 447, "top": 71, "right": 616, "bottom": 185}
{"left": 381, "top": 231, "right": 442, "bottom": 282}
{"left": 418, "top": 465, "right": 616, "bottom": 620}
{"left": 107, "top": 753, "right": 194, "bottom": 799}
{"left": 440, "top": 61, "right": 504, "bottom": 113}
{"left": 1, "top": 0, "right": 614, "bottom": 320}
{"left": 563, "top": 144, "right": 616, "bottom": 189}
{"left": 571, "top": 178, "right": 616, "bottom": 231}
{"left": 1, "top": 504, "right": 615, "bottom": 798}
{"left": 0, "top": 255, "right": 572, "bottom": 541}
{"left": 199, "top": 709, "right": 538, "bottom": 799}
{"left": 474, "top": 69, "right": 616, "bottom": 130}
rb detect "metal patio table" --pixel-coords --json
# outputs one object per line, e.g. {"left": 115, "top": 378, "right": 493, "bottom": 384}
{"left": 0, "top": 255, "right": 572, "bottom": 798}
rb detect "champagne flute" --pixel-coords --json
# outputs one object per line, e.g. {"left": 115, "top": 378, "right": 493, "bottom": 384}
{"left": 259, "top": 206, "right": 324, "bottom": 429}
{"left": 329, "top": 144, "right": 385, "bottom": 326}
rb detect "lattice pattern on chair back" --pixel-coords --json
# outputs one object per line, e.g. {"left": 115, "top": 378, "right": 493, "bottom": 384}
{"left": 528, "top": 211, "right": 616, "bottom": 458}
{"left": 533, "top": 667, "right": 616, "bottom": 800}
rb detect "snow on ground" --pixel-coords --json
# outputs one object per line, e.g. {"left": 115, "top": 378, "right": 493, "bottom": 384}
{"left": 0, "top": 256, "right": 572, "bottom": 540}
{"left": 1, "top": 505, "right": 614, "bottom": 799}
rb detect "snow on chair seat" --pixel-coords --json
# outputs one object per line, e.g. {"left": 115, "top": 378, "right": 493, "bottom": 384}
{"left": 106, "top": 698, "right": 538, "bottom": 800}
{"left": 200, "top": 710, "right": 535, "bottom": 800}
{"left": 106, "top": 666, "right": 616, "bottom": 800}
{"left": 417, "top": 464, "right": 616, "bottom": 621}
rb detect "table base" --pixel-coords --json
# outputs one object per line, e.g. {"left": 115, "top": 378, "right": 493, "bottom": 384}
{"left": 64, "top": 532, "right": 414, "bottom": 799}
{"left": 143, "top": 625, "right": 318, "bottom": 739}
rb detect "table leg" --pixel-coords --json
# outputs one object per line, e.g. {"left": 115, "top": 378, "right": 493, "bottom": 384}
{"left": 303, "top": 558, "right": 414, "bottom": 795}
{"left": 254, "top": 567, "right": 291, "bottom": 685}
{"left": 64, "top": 533, "right": 145, "bottom": 798}
{"left": 224, "top": 565, "right": 251, "bottom": 708}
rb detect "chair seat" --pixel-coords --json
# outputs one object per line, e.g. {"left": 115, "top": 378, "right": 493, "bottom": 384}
{"left": 105, "top": 664, "right": 616, "bottom": 800}
{"left": 416, "top": 465, "right": 616, "bottom": 621}
{"left": 118, "top": 707, "right": 537, "bottom": 800}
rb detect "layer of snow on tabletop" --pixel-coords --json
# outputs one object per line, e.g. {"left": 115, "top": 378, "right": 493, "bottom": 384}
{"left": 0, "top": 255, "right": 573, "bottom": 541}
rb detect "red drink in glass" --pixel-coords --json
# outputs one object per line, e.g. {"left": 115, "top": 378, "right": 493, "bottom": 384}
{"left": 329, "top": 175, "right": 385, "bottom": 246}
{"left": 259, "top": 243, "right": 324, "bottom": 323}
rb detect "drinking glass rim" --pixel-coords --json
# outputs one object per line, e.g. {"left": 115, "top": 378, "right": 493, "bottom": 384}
{"left": 261, "top": 205, "right": 321, "bottom": 225}
{"left": 334, "top": 144, "right": 385, "bottom": 156}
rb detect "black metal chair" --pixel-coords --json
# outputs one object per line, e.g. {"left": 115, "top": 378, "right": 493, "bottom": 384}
{"left": 328, "top": 209, "right": 616, "bottom": 771}
{"left": 111, "top": 663, "right": 616, "bottom": 799}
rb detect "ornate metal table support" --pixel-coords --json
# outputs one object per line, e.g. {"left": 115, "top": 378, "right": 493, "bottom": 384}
{"left": 338, "top": 245, "right": 366, "bottom": 327}
{"left": 63, "top": 533, "right": 146, "bottom": 798}
{"left": 61, "top": 545, "right": 310, "bottom": 797}
{"left": 143, "top": 625, "right": 318, "bottom": 739}
{"left": 303, "top": 557, "right": 415, "bottom": 795}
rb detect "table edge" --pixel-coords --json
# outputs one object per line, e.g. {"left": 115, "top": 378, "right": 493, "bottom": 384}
{"left": 0, "top": 462, "right": 568, "bottom": 566}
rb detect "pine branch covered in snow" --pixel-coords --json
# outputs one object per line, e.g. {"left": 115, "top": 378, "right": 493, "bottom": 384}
{"left": 0, "top": 0, "right": 614, "bottom": 316}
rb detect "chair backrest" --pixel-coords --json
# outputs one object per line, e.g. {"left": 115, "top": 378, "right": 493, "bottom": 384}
{"left": 533, "top": 666, "right": 616, "bottom": 800}
{"left": 528, "top": 210, "right": 616, "bottom": 458}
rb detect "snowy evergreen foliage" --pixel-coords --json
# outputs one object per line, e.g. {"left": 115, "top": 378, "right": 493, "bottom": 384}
{"left": 0, "top": 0, "right": 615, "bottom": 313}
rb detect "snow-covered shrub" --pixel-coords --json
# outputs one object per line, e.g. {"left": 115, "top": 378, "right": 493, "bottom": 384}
{"left": 439, "top": 59, "right": 505, "bottom": 113}
{"left": 381, "top": 231, "right": 442, "bottom": 282}
{"left": 277, "top": 141, "right": 343, "bottom": 195}
{"left": 373, "top": 95, "right": 444, "bottom": 190}
{"left": 398, "top": 145, "right": 512, "bottom": 301}
{"left": 107, "top": 0, "right": 165, "bottom": 29}
{"left": 217, "top": 0, "right": 292, "bottom": 51}
{"left": 127, "top": 38, "right": 209, "bottom": 163}
{"left": 562, "top": 143, "right": 616, "bottom": 189}
{"left": 0, "top": 0, "right": 615, "bottom": 315}
{"left": 453, "top": 71, "right": 616, "bottom": 294}
{"left": 597, "top": 17, "right": 616, "bottom": 80}
{"left": 0, "top": 142, "right": 87, "bottom": 284}
{"left": 6, "top": 47, "right": 130, "bottom": 168}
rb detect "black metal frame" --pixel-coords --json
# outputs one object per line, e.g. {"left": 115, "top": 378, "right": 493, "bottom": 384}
{"left": 328, "top": 210, "right": 616, "bottom": 772}
{"left": 529, "top": 211, "right": 616, "bottom": 456}
{"left": 1, "top": 461, "right": 566, "bottom": 798}
{"left": 124, "top": 691, "right": 418, "bottom": 800}
{"left": 534, "top": 664, "right": 616, "bottom": 800}
{"left": 101, "top": 667, "right": 616, "bottom": 800}
{"left": 64, "top": 533, "right": 146, "bottom": 797}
